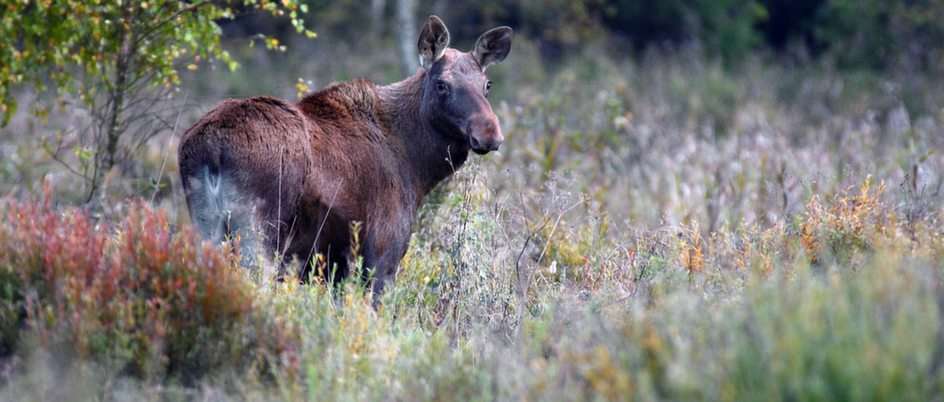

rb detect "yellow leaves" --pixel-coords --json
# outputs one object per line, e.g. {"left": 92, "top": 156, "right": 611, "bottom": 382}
{"left": 733, "top": 227, "right": 777, "bottom": 275}
{"left": 538, "top": 220, "right": 588, "bottom": 270}
{"left": 218, "top": 50, "right": 238, "bottom": 72}
{"left": 567, "top": 345, "right": 634, "bottom": 401}
{"left": 396, "top": 242, "right": 443, "bottom": 291}
{"left": 679, "top": 223, "right": 704, "bottom": 274}
{"left": 265, "top": 37, "right": 286, "bottom": 52}
{"left": 799, "top": 208, "right": 820, "bottom": 261}
{"left": 798, "top": 177, "right": 888, "bottom": 264}
{"left": 546, "top": 235, "right": 586, "bottom": 268}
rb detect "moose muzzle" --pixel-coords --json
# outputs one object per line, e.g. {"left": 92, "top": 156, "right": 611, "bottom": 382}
{"left": 467, "top": 115, "right": 504, "bottom": 154}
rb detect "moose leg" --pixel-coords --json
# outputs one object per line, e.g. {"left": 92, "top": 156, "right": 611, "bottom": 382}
{"left": 183, "top": 167, "right": 271, "bottom": 270}
{"left": 369, "top": 258, "right": 397, "bottom": 297}
{"left": 362, "top": 223, "right": 413, "bottom": 304}
{"left": 229, "top": 204, "right": 266, "bottom": 269}
{"left": 365, "top": 251, "right": 399, "bottom": 305}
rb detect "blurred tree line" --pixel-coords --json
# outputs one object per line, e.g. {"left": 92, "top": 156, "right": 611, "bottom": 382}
{"left": 3, "top": 0, "right": 941, "bottom": 201}
{"left": 226, "top": 0, "right": 944, "bottom": 71}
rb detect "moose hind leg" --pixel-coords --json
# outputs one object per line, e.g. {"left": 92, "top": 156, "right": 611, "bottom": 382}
{"left": 184, "top": 167, "right": 265, "bottom": 268}
{"left": 227, "top": 206, "right": 265, "bottom": 269}
{"left": 183, "top": 167, "right": 232, "bottom": 243}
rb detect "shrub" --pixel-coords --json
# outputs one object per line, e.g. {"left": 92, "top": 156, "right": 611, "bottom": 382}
{"left": 798, "top": 178, "right": 887, "bottom": 266}
{"left": 0, "top": 196, "right": 298, "bottom": 382}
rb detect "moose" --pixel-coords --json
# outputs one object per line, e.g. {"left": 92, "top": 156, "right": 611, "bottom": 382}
{"left": 178, "top": 16, "right": 512, "bottom": 297}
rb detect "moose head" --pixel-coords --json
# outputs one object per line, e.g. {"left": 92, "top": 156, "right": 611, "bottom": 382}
{"left": 417, "top": 16, "right": 513, "bottom": 155}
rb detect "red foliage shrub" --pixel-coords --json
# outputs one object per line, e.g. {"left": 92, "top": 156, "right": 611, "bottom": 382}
{"left": 0, "top": 196, "right": 298, "bottom": 381}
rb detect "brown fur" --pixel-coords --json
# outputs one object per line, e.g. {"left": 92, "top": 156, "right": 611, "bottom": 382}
{"left": 178, "top": 19, "right": 512, "bottom": 297}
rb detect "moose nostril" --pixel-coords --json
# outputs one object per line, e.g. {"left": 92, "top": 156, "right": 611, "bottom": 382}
{"left": 470, "top": 136, "right": 482, "bottom": 149}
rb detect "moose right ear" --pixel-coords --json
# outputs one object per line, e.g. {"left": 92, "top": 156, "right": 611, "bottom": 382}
{"left": 417, "top": 15, "right": 451, "bottom": 69}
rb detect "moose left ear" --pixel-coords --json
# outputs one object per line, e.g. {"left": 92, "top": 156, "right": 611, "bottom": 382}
{"left": 473, "top": 26, "right": 513, "bottom": 70}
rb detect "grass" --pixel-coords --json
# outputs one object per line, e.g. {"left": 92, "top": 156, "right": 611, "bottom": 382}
{"left": 0, "top": 38, "right": 943, "bottom": 400}
{"left": 0, "top": 175, "right": 941, "bottom": 401}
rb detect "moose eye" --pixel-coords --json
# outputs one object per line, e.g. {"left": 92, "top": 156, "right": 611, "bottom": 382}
{"left": 435, "top": 81, "right": 450, "bottom": 94}
{"left": 485, "top": 80, "right": 492, "bottom": 96}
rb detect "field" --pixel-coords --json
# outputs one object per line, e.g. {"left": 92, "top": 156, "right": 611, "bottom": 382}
{"left": 1, "top": 34, "right": 944, "bottom": 401}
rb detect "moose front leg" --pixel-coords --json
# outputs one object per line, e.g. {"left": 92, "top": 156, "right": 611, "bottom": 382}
{"left": 362, "top": 223, "right": 413, "bottom": 305}
{"left": 368, "top": 261, "right": 397, "bottom": 301}
{"left": 363, "top": 243, "right": 409, "bottom": 304}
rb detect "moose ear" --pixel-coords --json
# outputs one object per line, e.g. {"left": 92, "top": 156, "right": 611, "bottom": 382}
{"left": 417, "top": 15, "right": 451, "bottom": 69}
{"left": 473, "top": 26, "right": 513, "bottom": 70}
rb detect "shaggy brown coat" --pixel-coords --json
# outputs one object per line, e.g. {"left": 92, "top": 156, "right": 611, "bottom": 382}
{"left": 178, "top": 16, "right": 512, "bottom": 296}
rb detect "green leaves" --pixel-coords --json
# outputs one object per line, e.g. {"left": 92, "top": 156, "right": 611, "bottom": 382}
{"left": 0, "top": 0, "right": 315, "bottom": 125}
{"left": 0, "top": 0, "right": 315, "bottom": 199}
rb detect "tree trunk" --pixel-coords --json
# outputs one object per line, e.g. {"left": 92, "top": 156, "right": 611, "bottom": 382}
{"left": 396, "top": 0, "right": 417, "bottom": 76}
{"left": 88, "top": 4, "right": 134, "bottom": 202}
{"left": 370, "top": 0, "right": 386, "bottom": 36}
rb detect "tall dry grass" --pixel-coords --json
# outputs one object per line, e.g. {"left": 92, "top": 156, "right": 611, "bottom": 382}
{"left": 0, "top": 38, "right": 943, "bottom": 400}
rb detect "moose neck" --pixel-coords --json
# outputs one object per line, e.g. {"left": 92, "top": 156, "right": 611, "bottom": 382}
{"left": 377, "top": 70, "right": 470, "bottom": 201}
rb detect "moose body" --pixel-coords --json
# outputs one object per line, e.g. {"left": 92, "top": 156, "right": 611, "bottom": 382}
{"left": 178, "top": 16, "right": 512, "bottom": 296}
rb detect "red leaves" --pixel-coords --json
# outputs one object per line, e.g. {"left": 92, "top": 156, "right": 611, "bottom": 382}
{"left": 0, "top": 197, "right": 296, "bottom": 378}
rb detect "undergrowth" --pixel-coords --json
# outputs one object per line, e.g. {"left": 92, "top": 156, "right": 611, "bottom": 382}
{"left": 0, "top": 175, "right": 942, "bottom": 401}
{"left": 0, "top": 195, "right": 297, "bottom": 391}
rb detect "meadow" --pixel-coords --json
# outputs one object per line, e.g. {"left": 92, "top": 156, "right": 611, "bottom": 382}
{"left": 1, "top": 35, "right": 943, "bottom": 401}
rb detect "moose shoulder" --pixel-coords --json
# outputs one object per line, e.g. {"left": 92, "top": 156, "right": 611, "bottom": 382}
{"left": 177, "top": 16, "right": 512, "bottom": 297}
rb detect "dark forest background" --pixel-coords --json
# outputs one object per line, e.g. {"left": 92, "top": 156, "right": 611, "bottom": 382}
{"left": 227, "top": 0, "right": 944, "bottom": 72}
